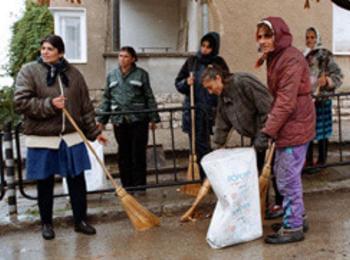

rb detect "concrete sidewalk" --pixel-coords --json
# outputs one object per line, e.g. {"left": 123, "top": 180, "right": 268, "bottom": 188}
{"left": 1, "top": 163, "right": 350, "bottom": 235}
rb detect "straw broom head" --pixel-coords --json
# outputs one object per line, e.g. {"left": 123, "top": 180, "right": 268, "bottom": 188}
{"left": 116, "top": 187, "right": 160, "bottom": 231}
{"left": 180, "top": 178, "right": 211, "bottom": 222}
{"left": 181, "top": 154, "right": 202, "bottom": 197}
{"left": 259, "top": 143, "right": 275, "bottom": 219}
{"left": 62, "top": 108, "right": 160, "bottom": 231}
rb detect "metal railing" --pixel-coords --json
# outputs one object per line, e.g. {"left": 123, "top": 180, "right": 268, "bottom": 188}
{"left": 0, "top": 132, "right": 5, "bottom": 200}
{"left": 2, "top": 92, "right": 350, "bottom": 203}
{"left": 13, "top": 106, "right": 203, "bottom": 200}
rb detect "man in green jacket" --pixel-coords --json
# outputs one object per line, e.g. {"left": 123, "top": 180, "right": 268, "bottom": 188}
{"left": 97, "top": 46, "right": 160, "bottom": 195}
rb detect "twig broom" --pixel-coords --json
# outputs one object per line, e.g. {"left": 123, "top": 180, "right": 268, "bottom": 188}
{"left": 259, "top": 142, "right": 276, "bottom": 219}
{"left": 63, "top": 108, "right": 160, "bottom": 231}
{"left": 180, "top": 129, "right": 234, "bottom": 222}
{"left": 181, "top": 72, "right": 202, "bottom": 196}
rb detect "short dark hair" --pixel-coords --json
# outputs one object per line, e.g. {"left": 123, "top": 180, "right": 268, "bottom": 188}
{"left": 120, "top": 46, "right": 138, "bottom": 62}
{"left": 40, "top": 35, "right": 65, "bottom": 54}
{"left": 201, "top": 64, "right": 230, "bottom": 83}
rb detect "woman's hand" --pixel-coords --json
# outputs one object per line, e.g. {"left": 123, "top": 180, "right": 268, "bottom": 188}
{"left": 52, "top": 95, "right": 66, "bottom": 109}
{"left": 187, "top": 75, "right": 195, "bottom": 86}
{"left": 96, "top": 134, "right": 108, "bottom": 145}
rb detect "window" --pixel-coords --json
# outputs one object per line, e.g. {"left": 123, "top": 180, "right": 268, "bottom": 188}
{"left": 333, "top": 4, "right": 350, "bottom": 55}
{"left": 50, "top": 8, "right": 87, "bottom": 63}
{"left": 113, "top": 0, "right": 199, "bottom": 53}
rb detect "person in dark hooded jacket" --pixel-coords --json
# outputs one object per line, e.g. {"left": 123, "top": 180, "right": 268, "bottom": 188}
{"left": 175, "top": 32, "right": 229, "bottom": 180}
{"left": 255, "top": 17, "right": 316, "bottom": 244}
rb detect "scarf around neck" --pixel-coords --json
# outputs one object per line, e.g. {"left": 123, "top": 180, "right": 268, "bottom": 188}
{"left": 38, "top": 57, "right": 69, "bottom": 87}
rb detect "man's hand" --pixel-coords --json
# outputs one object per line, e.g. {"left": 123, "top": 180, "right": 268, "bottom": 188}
{"left": 254, "top": 131, "right": 269, "bottom": 151}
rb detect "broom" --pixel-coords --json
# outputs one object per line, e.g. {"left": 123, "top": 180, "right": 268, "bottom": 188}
{"left": 62, "top": 108, "right": 160, "bottom": 231}
{"left": 259, "top": 142, "right": 276, "bottom": 220}
{"left": 181, "top": 72, "right": 202, "bottom": 197}
{"left": 180, "top": 129, "right": 234, "bottom": 222}
{"left": 180, "top": 178, "right": 211, "bottom": 222}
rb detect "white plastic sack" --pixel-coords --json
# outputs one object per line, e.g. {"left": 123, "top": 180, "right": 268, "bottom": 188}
{"left": 201, "top": 147, "right": 262, "bottom": 249}
{"left": 63, "top": 141, "right": 106, "bottom": 192}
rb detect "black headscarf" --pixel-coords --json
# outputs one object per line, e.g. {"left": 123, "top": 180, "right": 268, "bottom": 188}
{"left": 196, "top": 32, "right": 221, "bottom": 65}
{"left": 38, "top": 57, "right": 69, "bottom": 87}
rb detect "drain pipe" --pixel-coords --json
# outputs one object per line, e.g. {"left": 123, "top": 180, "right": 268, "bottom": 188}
{"left": 201, "top": 0, "right": 209, "bottom": 35}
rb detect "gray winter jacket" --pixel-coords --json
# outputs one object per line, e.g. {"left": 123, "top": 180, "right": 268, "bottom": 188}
{"left": 214, "top": 73, "right": 273, "bottom": 145}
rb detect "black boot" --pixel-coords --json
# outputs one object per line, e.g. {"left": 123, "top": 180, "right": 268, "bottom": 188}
{"left": 265, "top": 227, "right": 304, "bottom": 244}
{"left": 41, "top": 224, "right": 55, "bottom": 240}
{"left": 74, "top": 221, "right": 96, "bottom": 235}
{"left": 271, "top": 215, "right": 309, "bottom": 233}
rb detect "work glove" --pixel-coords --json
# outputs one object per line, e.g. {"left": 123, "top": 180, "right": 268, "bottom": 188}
{"left": 254, "top": 131, "right": 269, "bottom": 151}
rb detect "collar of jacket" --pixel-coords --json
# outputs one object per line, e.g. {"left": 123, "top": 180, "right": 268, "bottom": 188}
{"left": 118, "top": 64, "right": 137, "bottom": 78}
{"left": 222, "top": 87, "right": 233, "bottom": 104}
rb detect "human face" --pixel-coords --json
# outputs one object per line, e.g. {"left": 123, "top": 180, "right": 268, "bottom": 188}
{"left": 257, "top": 27, "right": 275, "bottom": 54}
{"left": 200, "top": 41, "right": 213, "bottom": 55}
{"left": 118, "top": 51, "right": 135, "bottom": 69}
{"left": 202, "top": 75, "right": 224, "bottom": 96}
{"left": 306, "top": 30, "right": 317, "bottom": 49}
{"left": 40, "top": 42, "right": 63, "bottom": 64}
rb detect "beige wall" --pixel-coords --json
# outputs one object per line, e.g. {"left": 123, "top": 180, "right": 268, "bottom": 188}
{"left": 49, "top": 0, "right": 108, "bottom": 100}
{"left": 209, "top": 0, "right": 350, "bottom": 89}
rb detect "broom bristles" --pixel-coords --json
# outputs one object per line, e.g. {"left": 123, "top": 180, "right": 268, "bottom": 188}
{"left": 181, "top": 154, "right": 202, "bottom": 197}
{"left": 181, "top": 179, "right": 211, "bottom": 222}
{"left": 116, "top": 187, "right": 160, "bottom": 231}
{"left": 258, "top": 143, "right": 275, "bottom": 220}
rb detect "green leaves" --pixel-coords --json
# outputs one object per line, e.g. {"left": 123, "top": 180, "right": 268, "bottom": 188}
{"left": 0, "top": 86, "right": 19, "bottom": 131}
{"left": 1, "top": 1, "right": 53, "bottom": 129}
{"left": 7, "top": 1, "right": 54, "bottom": 79}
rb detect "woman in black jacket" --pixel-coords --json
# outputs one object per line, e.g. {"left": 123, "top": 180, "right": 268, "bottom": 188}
{"left": 175, "top": 32, "right": 229, "bottom": 179}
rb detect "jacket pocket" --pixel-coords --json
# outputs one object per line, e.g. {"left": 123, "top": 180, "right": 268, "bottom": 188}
{"left": 130, "top": 80, "right": 143, "bottom": 87}
{"left": 109, "top": 80, "right": 119, "bottom": 88}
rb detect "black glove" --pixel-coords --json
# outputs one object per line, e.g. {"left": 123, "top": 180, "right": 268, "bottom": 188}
{"left": 254, "top": 131, "right": 269, "bottom": 151}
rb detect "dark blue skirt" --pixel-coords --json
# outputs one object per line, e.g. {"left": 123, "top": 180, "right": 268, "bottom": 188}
{"left": 315, "top": 99, "right": 333, "bottom": 141}
{"left": 26, "top": 141, "right": 91, "bottom": 180}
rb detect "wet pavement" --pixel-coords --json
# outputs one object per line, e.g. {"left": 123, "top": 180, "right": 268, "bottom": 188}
{"left": 1, "top": 190, "right": 350, "bottom": 260}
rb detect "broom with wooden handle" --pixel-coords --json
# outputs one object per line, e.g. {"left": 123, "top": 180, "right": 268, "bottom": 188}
{"left": 181, "top": 72, "right": 202, "bottom": 196}
{"left": 180, "top": 129, "right": 234, "bottom": 222}
{"left": 259, "top": 142, "right": 276, "bottom": 219}
{"left": 62, "top": 108, "right": 160, "bottom": 231}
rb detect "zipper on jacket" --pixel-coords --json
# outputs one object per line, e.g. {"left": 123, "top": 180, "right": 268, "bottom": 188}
{"left": 58, "top": 75, "right": 66, "bottom": 133}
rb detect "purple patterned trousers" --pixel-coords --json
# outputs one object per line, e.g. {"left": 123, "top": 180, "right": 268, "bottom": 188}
{"left": 274, "top": 143, "right": 309, "bottom": 229}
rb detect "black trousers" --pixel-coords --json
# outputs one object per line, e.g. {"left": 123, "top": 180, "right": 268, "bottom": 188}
{"left": 113, "top": 121, "right": 149, "bottom": 190}
{"left": 37, "top": 173, "right": 87, "bottom": 225}
{"left": 306, "top": 139, "right": 328, "bottom": 165}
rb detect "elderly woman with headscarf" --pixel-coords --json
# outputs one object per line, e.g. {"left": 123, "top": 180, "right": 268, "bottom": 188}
{"left": 304, "top": 27, "right": 343, "bottom": 166}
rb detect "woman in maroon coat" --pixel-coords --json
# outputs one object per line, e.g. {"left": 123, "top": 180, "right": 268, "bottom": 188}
{"left": 255, "top": 17, "right": 316, "bottom": 244}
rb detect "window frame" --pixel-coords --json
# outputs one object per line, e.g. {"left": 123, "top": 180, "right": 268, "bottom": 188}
{"left": 49, "top": 7, "right": 88, "bottom": 63}
{"left": 332, "top": 3, "right": 350, "bottom": 55}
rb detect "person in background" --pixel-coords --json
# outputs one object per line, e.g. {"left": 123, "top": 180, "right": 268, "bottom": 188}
{"left": 304, "top": 27, "right": 343, "bottom": 167}
{"left": 97, "top": 46, "right": 160, "bottom": 196}
{"left": 175, "top": 32, "right": 229, "bottom": 180}
{"left": 255, "top": 17, "right": 316, "bottom": 244}
{"left": 15, "top": 35, "right": 106, "bottom": 240}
